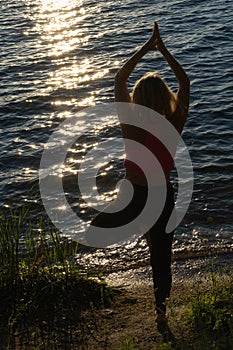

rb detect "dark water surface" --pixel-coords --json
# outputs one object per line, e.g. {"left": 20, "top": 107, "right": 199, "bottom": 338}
{"left": 0, "top": 0, "right": 232, "bottom": 271}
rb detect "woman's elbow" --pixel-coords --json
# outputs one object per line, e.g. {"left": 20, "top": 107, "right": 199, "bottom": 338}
{"left": 115, "top": 70, "right": 124, "bottom": 83}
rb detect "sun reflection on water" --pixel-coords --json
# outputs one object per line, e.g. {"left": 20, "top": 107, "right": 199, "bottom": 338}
{"left": 39, "top": 0, "right": 79, "bottom": 12}
{"left": 22, "top": 0, "right": 117, "bottom": 210}
{"left": 25, "top": 0, "right": 109, "bottom": 108}
{"left": 35, "top": 1, "right": 87, "bottom": 57}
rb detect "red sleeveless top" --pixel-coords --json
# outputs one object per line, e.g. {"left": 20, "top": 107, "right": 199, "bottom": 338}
{"left": 123, "top": 131, "right": 174, "bottom": 174}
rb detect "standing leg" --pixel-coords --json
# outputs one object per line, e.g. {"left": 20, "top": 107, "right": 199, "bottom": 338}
{"left": 149, "top": 182, "right": 175, "bottom": 314}
{"left": 149, "top": 228, "right": 174, "bottom": 314}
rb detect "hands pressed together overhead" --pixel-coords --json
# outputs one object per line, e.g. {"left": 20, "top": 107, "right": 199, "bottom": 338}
{"left": 145, "top": 21, "right": 164, "bottom": 52}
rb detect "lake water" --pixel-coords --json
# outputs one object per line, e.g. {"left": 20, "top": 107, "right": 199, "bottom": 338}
{"left": 0, "top": 0, "right": 232, "bottom": 272}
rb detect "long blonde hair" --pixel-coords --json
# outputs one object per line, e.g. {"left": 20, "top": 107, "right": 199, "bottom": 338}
{"left": 132, "top": 72, "right": 177, "bottom": 118}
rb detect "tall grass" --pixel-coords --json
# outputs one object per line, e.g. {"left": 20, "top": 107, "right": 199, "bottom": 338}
{"left": 186, "top": 272, "right": 233, "bottom": 349}
{"left": 0, "top": 208, "right": 116, "bottom": 349}
{"left": 0, "top": 208, "right": 78, "bottom": 277}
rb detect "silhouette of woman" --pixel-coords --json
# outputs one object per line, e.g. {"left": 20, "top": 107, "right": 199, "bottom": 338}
{"left": 91, "top": 21, "right": 190, "bottom": 338}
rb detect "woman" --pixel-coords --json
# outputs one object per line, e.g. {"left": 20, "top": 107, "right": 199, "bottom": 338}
{"left": 90, "top": 21, "right": 189, "bottom": 338}
{"left": 114, "top": 22, "right": 190, "bottom": 334}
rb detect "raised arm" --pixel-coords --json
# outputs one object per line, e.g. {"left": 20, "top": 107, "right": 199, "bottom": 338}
{"left": 114, "top": 28, "right": 157, "bottom": 103}
{"left": 153, "top": 22, "right": 190, "bottom": 133}
{"left": 115, "top": 22, "right": 190, "bottom": 133}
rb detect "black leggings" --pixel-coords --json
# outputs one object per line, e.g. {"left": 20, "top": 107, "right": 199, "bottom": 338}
{"left": 148, "top": 182, "right": 174, "bottom": 313}
{"left": 90, "top": 181, "right": 175, "bottom": 313}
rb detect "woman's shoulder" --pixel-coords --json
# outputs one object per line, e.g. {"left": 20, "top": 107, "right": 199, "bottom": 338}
{"left": 167, "top": 103, "right": 189, "bottom": 134}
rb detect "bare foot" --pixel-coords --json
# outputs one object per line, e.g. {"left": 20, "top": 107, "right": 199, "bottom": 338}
{"left": 155, "top": 312, "right": 176, "bottom": 344}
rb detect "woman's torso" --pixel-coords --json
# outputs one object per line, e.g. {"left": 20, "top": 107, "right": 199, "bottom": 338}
{"left": 124, "top": 129, "right": 174, "bottom": 186}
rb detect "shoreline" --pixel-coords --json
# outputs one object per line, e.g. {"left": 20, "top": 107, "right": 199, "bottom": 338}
{"left": 102, "top": 252, "right": 233, "bottom": 295}
{"left": 1, "top": 238, "right": 232, "bottom": 349}
{"left": 86, "top": 256, "right": 233, "bottom": 350}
